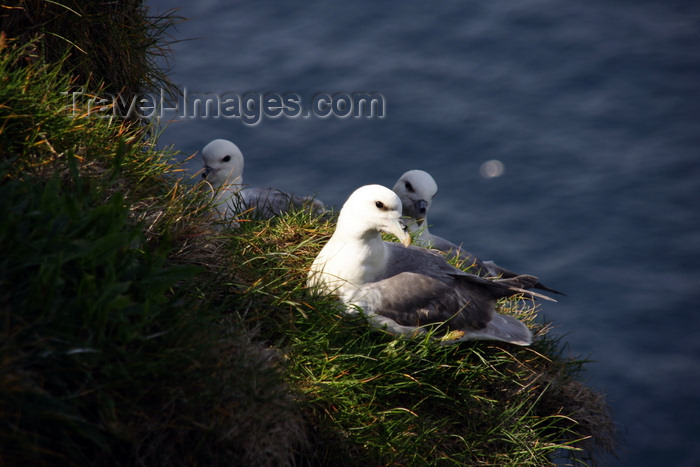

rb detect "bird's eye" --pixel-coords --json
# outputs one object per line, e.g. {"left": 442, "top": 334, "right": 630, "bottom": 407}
{"left": 405, "top": 182, "right": 414, "bottom": 193}
{"left": 222, "top": 155, "right": 231, "bottom": 162}
{"left": 375, "top": 201, "right": 384, "bottom": 209}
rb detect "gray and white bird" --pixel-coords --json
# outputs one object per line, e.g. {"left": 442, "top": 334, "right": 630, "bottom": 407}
{"left": 308, "top": 184, "right": 554, "bottom": 346}
{"left": 200, "top": 139, "right": 325, "bottom": 221}
{"left": 392, "top": 170, "right": 562, "bottom": 295}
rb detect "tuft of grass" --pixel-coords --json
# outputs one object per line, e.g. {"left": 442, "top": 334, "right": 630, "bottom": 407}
{"left": 0, "top": 0, "right": 183, "bottom": 108}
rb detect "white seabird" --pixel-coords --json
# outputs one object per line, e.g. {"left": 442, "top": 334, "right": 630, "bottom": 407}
{"left": 392, "top": 169, "right": 562, "bottom": 295}
{"left": 308, "top": 184, "right": 554, "bottom": 346}
{"left": 200, "top": 139, "right": 325, "bottom": 221}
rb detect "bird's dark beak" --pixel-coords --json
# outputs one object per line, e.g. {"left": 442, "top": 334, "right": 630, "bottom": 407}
{"left": 202, "top": 166, "right": 212, "bottom": 179}
{"left": 414, "top": 199, "right": 428, "bottom": 223}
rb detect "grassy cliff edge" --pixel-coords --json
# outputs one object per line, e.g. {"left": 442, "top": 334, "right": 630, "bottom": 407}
{"left": 0, "top": 3, "right": 615, "bottom": 465}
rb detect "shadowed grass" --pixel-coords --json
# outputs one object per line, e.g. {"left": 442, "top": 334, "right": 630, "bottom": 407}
{"left": 0, "top": 0, "right": 182, "bottom": 109}
{"left": 1, "top": 39, "right": 306, "bottom": 467}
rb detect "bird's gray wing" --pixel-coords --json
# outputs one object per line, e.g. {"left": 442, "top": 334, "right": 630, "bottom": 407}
{"left": 358, "top": 272, "right": 494, "bottom": 330}
{"left": 383, "top": 242, "right": 555, "bottom": 302}
{"left": 480, "top": 260, "right": 565, "bottom": 295}
{"left": 417, "top": 234, "right": 565, "bottom": 295}
{"left": 383, "top": 242, "right": 465, "bottom": 280}
{"left": 426, "top": 234, "right": 493, "bottom": 274}
{"left": 357, "top": 272, "right": 533, "bottom": 345}
{"left": 241, "top": 187, "right": 325, "bottom": 218}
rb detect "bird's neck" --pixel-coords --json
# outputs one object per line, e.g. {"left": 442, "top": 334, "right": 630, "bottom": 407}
{"left": 327, "top": 216, "right": 389, "bottom": 284}
{"left": 212, "top": 171, "right": 243, "bottom": 197}
{"left": 212, "top": 183, "right": 242, "bottom": 206}
{"left": 222, "top": 172, "right": 243, "bottom": 188}
{"left": 346, "top": 229, "right": 388, "bottom": 283}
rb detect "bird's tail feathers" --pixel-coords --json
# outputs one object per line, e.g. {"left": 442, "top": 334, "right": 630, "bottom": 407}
{"left": 453, "top": 272, "right": 556, "bottom": 302}
{"left": 492, "top": 275, "right": 557, "bottom": 302}
{"left": 483, "top": 261, "right": 566, "bottom": 295}
{"left": 443, "top": 313, "right": 532, "bottom": 346}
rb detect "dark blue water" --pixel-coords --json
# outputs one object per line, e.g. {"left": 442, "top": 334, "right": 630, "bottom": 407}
{"left": 147, "top": 1, "right": 700, "bottom": 465}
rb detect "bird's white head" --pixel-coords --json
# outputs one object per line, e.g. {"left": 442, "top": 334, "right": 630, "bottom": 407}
{"left": 338, "top": 184, "right": 412, "bottom": 247}
{"left": 201, "top": 139, "right": 245, "bottom": 187}
{"left": 391, "top": 170, "right": 438, "bottom": 225}
{"left": 393, "top": 170, "right": 437, "bottom": 226}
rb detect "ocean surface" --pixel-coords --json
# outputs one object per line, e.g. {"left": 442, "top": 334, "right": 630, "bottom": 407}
{"left": 147, "top": 1, "right": 700, "bottom": 465}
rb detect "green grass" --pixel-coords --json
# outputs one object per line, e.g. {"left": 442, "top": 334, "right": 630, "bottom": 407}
{"left": 218, "top": 212, "right": 616, "bottom": 466}
{"left": 0, "top": 9, "right": 616, "bottom": 466}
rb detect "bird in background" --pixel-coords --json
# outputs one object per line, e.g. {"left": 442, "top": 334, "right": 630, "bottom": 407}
{"left": 392, "top": 169, "right": 563, "bottom": 295}
{"left": 200, "top": 138, "right": 325, "bottom": 222}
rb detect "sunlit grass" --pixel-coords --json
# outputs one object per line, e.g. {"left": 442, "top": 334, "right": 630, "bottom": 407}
{"left": 216, "top": 209, "right": 616, "bottom": 466}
